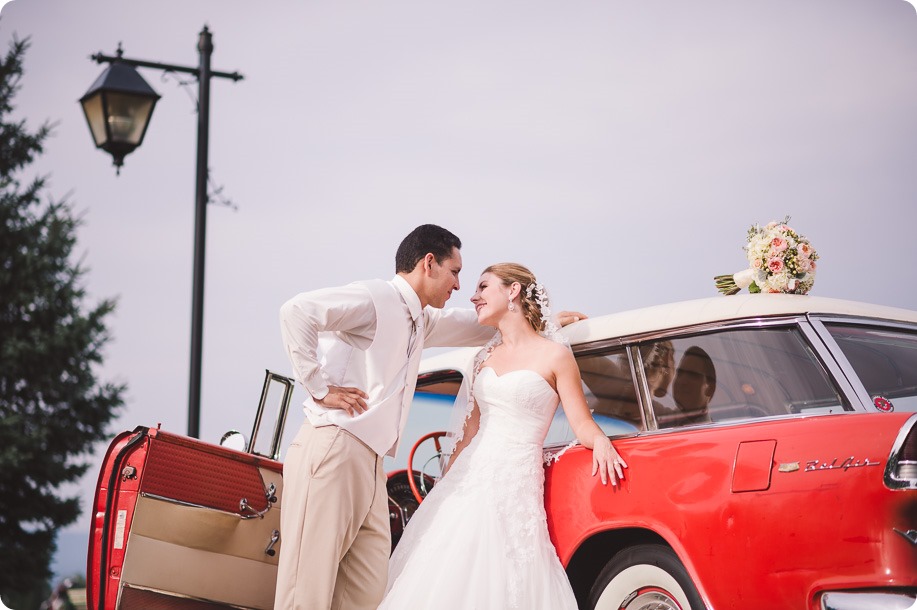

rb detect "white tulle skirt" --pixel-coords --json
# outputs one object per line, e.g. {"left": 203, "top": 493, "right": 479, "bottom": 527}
{"left": 378, "top": 430, "right": 578, "bottom": 609}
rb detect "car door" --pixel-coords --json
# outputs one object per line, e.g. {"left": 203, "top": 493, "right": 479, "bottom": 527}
{"left": 87, "top": 372, "right": 293, "bottom": 610}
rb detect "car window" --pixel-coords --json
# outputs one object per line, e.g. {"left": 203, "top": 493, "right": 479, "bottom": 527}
{"left": 824, "top": 324, "right": 917, "bottom": 413}
{"left": 546, "top": 348, "right": 642, "bottom": 447}
{"left": 578, "top": 348, "right": 645, "bottom": 430}
{"left": 639, "top": 326, "right": 851, "bottom": 428}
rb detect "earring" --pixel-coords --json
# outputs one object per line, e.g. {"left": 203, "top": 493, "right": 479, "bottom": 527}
{"left": 508, "top": 298, "right": 515, "bottom": 312}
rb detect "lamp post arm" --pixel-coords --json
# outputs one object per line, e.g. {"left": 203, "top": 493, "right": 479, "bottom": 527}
{"left": 86, "top": 26, "right": 242, "bottom": 439}
{"left": 89, "top": 52, "right": 244, "bottom": 82}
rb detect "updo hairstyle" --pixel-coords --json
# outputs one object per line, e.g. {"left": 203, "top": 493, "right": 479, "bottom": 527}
{"left": 482, "top": 262, "right": 546, "bottom": 332}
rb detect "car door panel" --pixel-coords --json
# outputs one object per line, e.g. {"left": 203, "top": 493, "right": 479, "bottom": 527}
{"left": 89, "top": 427, "right": 282, "bottom": 610}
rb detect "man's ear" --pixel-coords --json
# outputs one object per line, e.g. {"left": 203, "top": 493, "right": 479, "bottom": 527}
{"left": 421, "top": 253, "right": 436, "bottom": 273}
{"left": 704, "top": 383, "right": 716, "bottom": 400}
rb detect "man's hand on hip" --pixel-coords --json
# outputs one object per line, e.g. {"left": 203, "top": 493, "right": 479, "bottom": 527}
{"left": 316, "top": 386, "right": 369, "bottom": 417}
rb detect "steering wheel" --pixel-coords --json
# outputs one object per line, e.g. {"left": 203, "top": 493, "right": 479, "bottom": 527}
{"left": 407, "top": 431, "right": 448, "bottom": 504}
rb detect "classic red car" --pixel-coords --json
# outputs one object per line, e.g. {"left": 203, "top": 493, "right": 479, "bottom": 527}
{"left": 86, "top": 295, "right": 917, "bottom": 609}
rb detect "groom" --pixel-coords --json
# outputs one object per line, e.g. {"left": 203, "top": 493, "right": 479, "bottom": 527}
{"left": 273, "top": 224, "right": 495, "bottom": 610}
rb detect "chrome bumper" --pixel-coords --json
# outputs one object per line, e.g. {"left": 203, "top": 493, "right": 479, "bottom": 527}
{"left": 821, "top": 591, "right": 917, "bottom": 610}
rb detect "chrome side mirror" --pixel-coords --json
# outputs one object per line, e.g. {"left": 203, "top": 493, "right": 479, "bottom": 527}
{"left": 219, "top": 430, "right": 247, "bottom": 452}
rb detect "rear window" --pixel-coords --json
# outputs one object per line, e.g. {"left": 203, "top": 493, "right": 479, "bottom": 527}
{"left": 825, "top": 324, "right": 917, "bottom": 413}
{"left": 639, "top": 326, "right": 851, "bottom": 428}
{"left": 546, "top": 325, "right": 852, "bottom": 443}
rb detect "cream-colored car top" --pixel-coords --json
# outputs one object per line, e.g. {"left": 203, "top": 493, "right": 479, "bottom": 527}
{"left": 420, "top": 294, "right": 917, "bottom": 375}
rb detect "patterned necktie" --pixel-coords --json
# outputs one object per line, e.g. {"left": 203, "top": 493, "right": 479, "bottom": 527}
{"left": 407, "top": 316, "right": 422, "bottom": 360}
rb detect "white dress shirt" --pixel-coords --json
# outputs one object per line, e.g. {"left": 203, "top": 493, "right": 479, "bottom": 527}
{"left": 280, "top": 275, "right": 493, "bottom": 456}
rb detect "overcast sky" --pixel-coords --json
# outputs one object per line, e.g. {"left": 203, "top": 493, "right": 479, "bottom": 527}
{"left": 3, "top": 0, "right": 917, "bottom": 580}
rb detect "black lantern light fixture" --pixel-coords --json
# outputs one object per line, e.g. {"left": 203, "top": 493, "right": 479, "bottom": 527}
{"left": 79, "top": 46, "right": 160, "bottom": 173}
{"left": 80, "top": 27, "right": 242, "bottom": 439}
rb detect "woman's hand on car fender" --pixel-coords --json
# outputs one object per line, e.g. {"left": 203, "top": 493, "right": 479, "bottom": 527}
{"left": 592, "top": 435, "right": 628, "bottom": 486}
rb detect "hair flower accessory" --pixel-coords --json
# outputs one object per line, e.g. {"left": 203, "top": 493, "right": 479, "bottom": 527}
{"left": 525, "top": 281, "right": 566, "bottom": 344}
{"left": 714, "top": 216, "right": 819, "bottom": 295}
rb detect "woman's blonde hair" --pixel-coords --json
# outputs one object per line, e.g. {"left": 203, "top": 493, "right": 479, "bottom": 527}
{"left": 482, "top": 262, "right": 546, "bottom": 332}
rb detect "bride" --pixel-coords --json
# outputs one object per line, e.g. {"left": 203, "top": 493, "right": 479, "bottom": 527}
{"left": 379, "top": 263, "right": 628, "bottom": 609}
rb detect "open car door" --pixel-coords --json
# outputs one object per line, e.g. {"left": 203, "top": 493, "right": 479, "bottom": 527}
{"left": 86, "top": 372, "right": 294, "bottom": 610}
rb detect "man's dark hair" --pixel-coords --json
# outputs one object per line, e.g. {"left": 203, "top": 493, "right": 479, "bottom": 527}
{"left": 682, "top": 346, "right": 716, "bottom": 387}
{"left": 395, "top": 224, "right": 462, "bottom": 273}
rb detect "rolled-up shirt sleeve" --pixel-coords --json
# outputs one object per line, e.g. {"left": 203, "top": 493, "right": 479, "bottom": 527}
{"left": 279, "top": 283, "right": 377, "bottom": 400}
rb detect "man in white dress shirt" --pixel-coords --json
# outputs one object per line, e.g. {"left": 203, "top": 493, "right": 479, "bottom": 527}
{"left": 274, "top": 224, "right": 495, "bottom": 610}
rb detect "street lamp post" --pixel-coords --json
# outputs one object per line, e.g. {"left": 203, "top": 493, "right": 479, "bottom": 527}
{"left": 80, "top": 26, "right": 243, "bottom": 439}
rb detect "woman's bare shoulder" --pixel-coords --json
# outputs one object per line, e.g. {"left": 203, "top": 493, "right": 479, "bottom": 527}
{"left": 535, "top": 337, "right": 574, "bottom": 365}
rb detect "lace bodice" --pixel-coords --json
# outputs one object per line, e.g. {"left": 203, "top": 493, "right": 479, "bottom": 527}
{"left": 473, "top": 367, "right": 559, "bottom": 445}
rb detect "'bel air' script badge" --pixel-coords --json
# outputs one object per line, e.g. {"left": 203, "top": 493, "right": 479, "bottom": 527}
{"left": 804, "top": 456, "right": 882, "bottom": 472}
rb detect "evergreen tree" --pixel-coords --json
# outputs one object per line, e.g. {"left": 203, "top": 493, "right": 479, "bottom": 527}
{"left": 0, "top": 35, "right": 125, "bottom": 608}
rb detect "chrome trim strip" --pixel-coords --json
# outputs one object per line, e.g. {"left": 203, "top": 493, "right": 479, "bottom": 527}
{"left": 142, "top": 480, "right": 277, "bottom": 520}
{"left": 893, "top": 528, "right": 917, "bottom": 545}
{"left": 140, "top": 492, "right": 260, "bottom": 519}
{"left": 806, "top": 317, "right": 877, "bottom": 411}
{"left": 247, "top": 372, "right": 271, "bottom": 456}
{"left": 627, "top": 345, "right": 656, "bottom": 432}
{"left": 811, "top": 314, "right": 917, "bottom": 333}
{"left": 121, "top": 583, "right": 253, "bottom": 609}
{"left": 571, "top": 314, "right": 808, "bottom": 356}
{"left": 797, "top": 318, "right": 864, "bottom": 412}
{"left": 271, "top": 377, "right": 294, "bottom": 461}
{"left": 248, "top": 370, "right": 295, "bottom": 461}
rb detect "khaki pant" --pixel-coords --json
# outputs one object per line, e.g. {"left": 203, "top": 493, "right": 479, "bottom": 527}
{"left": 273, "top": 422, "right": 390, "bottom": 610}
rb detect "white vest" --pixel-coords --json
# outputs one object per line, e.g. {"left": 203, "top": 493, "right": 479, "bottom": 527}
{"left": 305, "top": 279, "right": 421, "bottom": 457}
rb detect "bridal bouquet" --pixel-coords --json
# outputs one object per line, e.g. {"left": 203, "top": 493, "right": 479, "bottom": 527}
{"left": 714, "top": 217, "right": 818, "bottom": 295}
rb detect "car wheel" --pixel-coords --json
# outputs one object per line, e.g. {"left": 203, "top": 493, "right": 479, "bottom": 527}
{"left": 588, "top": 544, "right": 704, "bottom": 610}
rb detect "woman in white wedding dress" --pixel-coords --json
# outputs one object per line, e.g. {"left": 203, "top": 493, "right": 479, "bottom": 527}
{"left": 379, "top": 263, "right": 628, "bottom": 609}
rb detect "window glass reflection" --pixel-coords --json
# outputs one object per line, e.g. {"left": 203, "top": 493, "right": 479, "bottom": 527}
{"left": 639, "top": 327, "right": 849, "bottom": 428}
{"left": 826, "top": 324, "right": 917, "bottom": 413}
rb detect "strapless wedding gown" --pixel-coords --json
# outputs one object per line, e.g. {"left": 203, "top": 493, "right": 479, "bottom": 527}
{"left": 379, "top": 366, "right": 578, "bottom": 609}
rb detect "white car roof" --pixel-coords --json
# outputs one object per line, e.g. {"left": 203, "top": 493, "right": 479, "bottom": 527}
{"left": 419, "top": 295, "right": 917, "bottom": 375}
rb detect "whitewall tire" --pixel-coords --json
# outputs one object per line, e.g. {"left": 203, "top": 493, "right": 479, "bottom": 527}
{"left": 589, "top": 544, "right": 704, "bottom": 610}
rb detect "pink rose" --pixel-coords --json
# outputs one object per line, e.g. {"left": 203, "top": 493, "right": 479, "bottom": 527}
{"left": 798, "top": 243, "right": 811, "bottom": 257}
{"left": 770, "top": 237, "right": 788, "bottom": 253}
{"left": 752, "top": 258, "right": 763, "bottom": 269}
{"left": 768, "top": 257, "right": 784, "bottom": 273}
